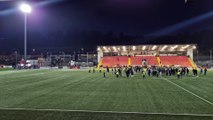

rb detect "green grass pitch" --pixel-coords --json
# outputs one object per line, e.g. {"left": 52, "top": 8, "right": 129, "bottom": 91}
{"left": 0, "top": 69, "right": 213, "bottom": 120}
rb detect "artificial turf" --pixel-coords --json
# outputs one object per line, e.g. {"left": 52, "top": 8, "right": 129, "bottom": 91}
{"left": 0, "top": 68, "right": 14, "bottom": 71}
{"left": 0, "top": 69, "right": 213, "bottom": 120}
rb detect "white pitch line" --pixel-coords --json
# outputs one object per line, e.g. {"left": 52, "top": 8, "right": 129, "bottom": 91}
{"left": 161, "top": 77, "right": 213, "bottom": 106}
{"left": 0, "top": 107, "right": 213, "bottom": 117}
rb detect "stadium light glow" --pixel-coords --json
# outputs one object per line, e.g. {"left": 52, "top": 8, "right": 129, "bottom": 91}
{"left": 172, "top": 45, "right": 178, "bottom": 50}
{"left": 20, "top": 3, "right": 32, "bottom": 13}
{"left": 161, "top": 45, "right": 168, "bottom": 51}
{"left": 97, "top": 47, "right": 100, "bottom": 51}
{"left": 183, "top": 45, "right": 189, "bottom": 49}
{"left": 102, "top": 46, "right": 109, "bottom": 52}
{"left": 113, "top": 46, "right": 117, "bottom": 51}
{"left": 132, "top": 46, "right": 136, "bottom": 50}
{"left": 142, "top": 46, "right": 146, "bottom": 50}
{"left": 123, "top": 46, "right": 126, "bottom": 51}
{"left": 147, "top": 11, "right": 213, "bottom": 37}
{"left": 193, "top": 46, "right": 196, "bottom": 49}
{"left": 152, "top": 45, "right": 157, "bottom": 50}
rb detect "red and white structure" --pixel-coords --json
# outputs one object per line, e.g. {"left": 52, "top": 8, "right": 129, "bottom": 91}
{"left": 97, "top": 44, "right": 197, "bottom": 67}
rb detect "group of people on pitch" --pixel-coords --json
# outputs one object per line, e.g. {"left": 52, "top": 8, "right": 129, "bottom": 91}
{"left": 89, "top": 65, "right": 208, "bottom": 79}
{"left": 89, "top": 66, "right": 135, "bottom": 78}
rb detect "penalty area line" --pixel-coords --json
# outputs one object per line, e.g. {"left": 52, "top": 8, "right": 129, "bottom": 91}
{"left": 161, "top": 77, "right": 213, "bottom": 106}
{"left": 0, "top": 107, "right": 213, "bottom": 117}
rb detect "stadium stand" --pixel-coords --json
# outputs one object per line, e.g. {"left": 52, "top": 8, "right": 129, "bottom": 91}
{"left": 102, "top": 56, "right": 129, "bottom": 67}
{"left": 101, "top": 56, "right": 194, "bottom": 67}
{"left": 131, "top": 56, "right": 158, "bottom": 66}
{"left": 98, "top": 45, "right": 198, "bottom": 68}
{"left": 102, "top": 56, "right": 158, "bottom": 67}
{"left": 159, "top": 56, "right": 192, "bottom": 67}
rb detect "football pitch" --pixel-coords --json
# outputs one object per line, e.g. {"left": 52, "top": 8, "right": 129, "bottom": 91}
{"left": 0, "top": 69, "right": 213, "bottom": 120}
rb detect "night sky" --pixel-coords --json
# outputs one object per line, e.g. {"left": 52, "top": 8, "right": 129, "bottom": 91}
{"left": 0, "top": 0, "right": 213, "bottom": 53}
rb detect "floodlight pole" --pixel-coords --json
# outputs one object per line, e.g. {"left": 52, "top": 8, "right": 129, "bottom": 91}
{"left": 20, "top": 3, "right": 31, "bottom": 60}
{"left": 24, "top": 13, "right": 27, "bottom": 60}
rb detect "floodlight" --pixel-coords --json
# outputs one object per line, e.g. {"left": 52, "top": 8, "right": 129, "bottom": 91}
{"left": 113, "top": 46, "right": 116, "bottom": 50}
{"left": 123, "top": 46, "right": 126, "bottom": 51}
{"left": 183, "top": 45, "right": 189, "bottom": 49}
{"left": 113, "top": 46, "right": 117, "bottom": 51}
{"left": 172, "top": 45, "right": 178, "bottom": 49}
{"left": 161, "top": 45, "right": 168, "bottom": 51}
{"left": 132, "top": 46, "right": 136, "bottom": 50}
{"left": 142, "top": 46, "right": 146, "bottom": 50}
{"left": 20, "top": 3, "right": 32, "bottom": 13}
{"left": 152, "top": 46, "right": 157, "bottom": 50}
{"left": 19, "top": 3, "right": 32, "bottom": 60}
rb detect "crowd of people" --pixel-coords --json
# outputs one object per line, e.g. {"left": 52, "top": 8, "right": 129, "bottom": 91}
{"left": 89, "top": 65, "right": 208, "bottom": 79}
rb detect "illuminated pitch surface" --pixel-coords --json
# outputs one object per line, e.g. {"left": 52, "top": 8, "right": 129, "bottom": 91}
{"left": 0, "top": 69, "right": 213, "bottom": 120}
